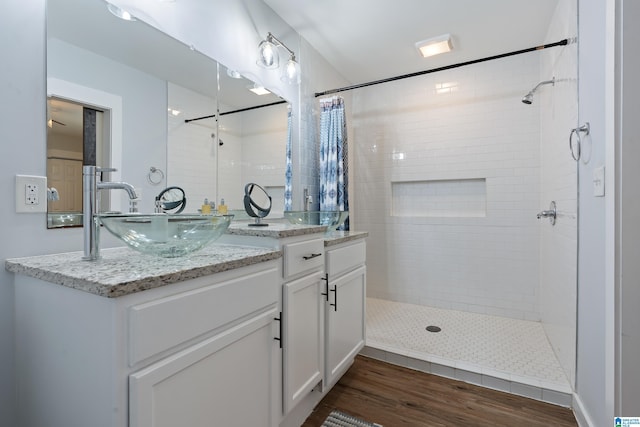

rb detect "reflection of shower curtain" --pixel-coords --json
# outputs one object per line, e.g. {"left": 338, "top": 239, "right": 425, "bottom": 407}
{"left": 319, "top": 96, "right": 349, "bottom": 229}
{"left": 284, "top": 105, "right": 292, "bottom": 211}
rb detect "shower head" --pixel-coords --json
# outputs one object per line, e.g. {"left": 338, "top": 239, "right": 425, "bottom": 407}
{"left": 521, "top": 77, "right": 555, "bottom": 104}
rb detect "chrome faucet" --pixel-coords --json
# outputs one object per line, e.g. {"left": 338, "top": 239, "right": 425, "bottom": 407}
{"left": 536, "top": 201, "right": 557, "bottom": 226}
{"left": 536, "top": 210, "right": 555, "bottom": 219}
{"left": 303, "top": 188, "right": 313, "bottom": 211}
{"left": 83, "top": 166, "right": 138, "bottom": 260}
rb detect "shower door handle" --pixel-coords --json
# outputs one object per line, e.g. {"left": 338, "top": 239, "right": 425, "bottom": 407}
{"left": 536, "top": 201, "right": 557, "bottom": 226}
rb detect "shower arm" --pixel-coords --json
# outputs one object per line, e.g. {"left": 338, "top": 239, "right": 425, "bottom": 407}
{"left": 522, "top": 77, "right": 556, "bottom": 104}
{"left": 527, "top": 77, "right": 555, "bottom": 96}
{"left": 532, "top": 78, "right": 555, "bottom": 92}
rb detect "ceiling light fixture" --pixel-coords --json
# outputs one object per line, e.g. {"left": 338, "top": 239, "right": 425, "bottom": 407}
{"left": 248, "top": 84, "right": 271, "bottom": 96}
{"left": 107, "top": 3, "right": 137, "bottom": 21}
{"left": 415, "top": 34, "right": 453, "bottom": 58}
{"left": 257, "top": 32, "right": 301, "bottom": 84}
{"left": 226, "top": 69, "right": 242, "bottom": 79}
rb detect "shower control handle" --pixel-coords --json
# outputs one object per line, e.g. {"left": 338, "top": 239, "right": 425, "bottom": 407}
{"left": 536, "top": 201, "right": 557, "bottom": 226}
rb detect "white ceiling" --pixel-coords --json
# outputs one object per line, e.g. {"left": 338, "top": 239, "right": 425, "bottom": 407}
{"left": 263, "top": 0, "right": 560, "bottom": 85}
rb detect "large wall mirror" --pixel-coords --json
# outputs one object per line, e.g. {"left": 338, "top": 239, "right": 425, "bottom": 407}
{"left": 216, "top": 65, "right": 288, "bottom": 217}
{"left": 46, "top": 0, "right": 289, "bottom": 228}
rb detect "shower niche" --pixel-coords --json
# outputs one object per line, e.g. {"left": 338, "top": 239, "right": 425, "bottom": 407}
{"left": 391, "top": 178, "right": 487, "bottom": 218}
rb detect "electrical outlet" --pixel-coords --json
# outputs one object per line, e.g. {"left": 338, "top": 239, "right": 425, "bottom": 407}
{"left": 16, "top": 175, "right": 48, "bottom": 213}
{"left": 26, "top": 183, "right": 39, "bottom": 205}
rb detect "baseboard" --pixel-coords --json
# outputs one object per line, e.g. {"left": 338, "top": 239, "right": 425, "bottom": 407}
{"left": 573, "top": 393, "right": 596, "bottom": 427}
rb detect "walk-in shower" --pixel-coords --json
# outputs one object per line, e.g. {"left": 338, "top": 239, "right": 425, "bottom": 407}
{"left": 350, "top": 20, "right": 577, "bottom": 404}
{"left": 522, "top": 77, "right": 555, "bottom": 104}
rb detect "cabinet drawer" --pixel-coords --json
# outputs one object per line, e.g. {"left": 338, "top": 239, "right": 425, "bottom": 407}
{"left": 129, "top": 266, "right": 279, "bottom": 366}
{"left": 326, "top": 241, "right": 366, "bottom": 277}
{"left": 283, "top": 239, "right": 324, "bottom": 279}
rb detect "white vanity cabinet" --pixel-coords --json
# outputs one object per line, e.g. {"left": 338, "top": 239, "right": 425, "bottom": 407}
{"left": 129, "top": 307, "right": 278, "bottom": 427}
{"left": 323, "top": 239, "right": 367, "bottom": 387}
{"left": 11, "top": 253, "right": 281, "bottom": 427}
{"left": 281, "top": 238, "right": 325, "bottom": 414}
{"left": 128, "top": 264, "right": 281, "bottom": 427}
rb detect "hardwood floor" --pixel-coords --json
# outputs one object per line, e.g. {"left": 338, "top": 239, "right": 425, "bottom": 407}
{"left": 302, "top": 356, "right": 577, "bottom": 427}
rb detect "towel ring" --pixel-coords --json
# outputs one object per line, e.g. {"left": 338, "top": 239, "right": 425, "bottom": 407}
{"left": 147, "top": 166, "right": 165, "bottom": 185}
{"left": 569, "top": 122, "right": 590, "bottom": 161}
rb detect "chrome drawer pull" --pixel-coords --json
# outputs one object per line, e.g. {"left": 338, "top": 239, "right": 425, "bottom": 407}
{"left": 302, "top": 253, "right": 322, "bottom": 260}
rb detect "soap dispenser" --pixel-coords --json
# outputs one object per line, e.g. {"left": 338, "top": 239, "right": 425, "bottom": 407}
{"left": 201, "top": 198, "right": 211, "bottom": 214}
{"left": 218, "top": 198, "right": 228, "bottom": 215}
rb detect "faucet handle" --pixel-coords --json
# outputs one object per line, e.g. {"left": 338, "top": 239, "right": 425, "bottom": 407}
{"left": 97, "top": 167, "right": 117, "bottom": 173}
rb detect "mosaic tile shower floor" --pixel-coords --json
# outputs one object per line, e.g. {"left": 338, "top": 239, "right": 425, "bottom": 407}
{"left": 363, "top": 298, "right": 573, "bottom": 404}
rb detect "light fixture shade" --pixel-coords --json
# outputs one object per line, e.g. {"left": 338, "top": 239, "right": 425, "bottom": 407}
{"left": 281, "top": 58, "right": 301, "bottom": 84}
{"left": 415, "top": 34, "right": 452, "bottom": 58}
{"left": 226, "top": 68, "right": 242, "bottom": 79}
{"left": 257, "top": 39, "right": 279, "bottom": 69}
{"left": 107, "top": 3, "right": 136, "bottom": 21}
{"left": 248, "top": 84, "right": 271, "bottom": 95}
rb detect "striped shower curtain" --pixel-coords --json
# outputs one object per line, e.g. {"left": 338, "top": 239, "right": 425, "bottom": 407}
{"left": 319, "top": 96, "right": 349, "bottom": 229}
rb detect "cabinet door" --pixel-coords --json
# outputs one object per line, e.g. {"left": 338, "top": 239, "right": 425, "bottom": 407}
{"left": 282, "top": 271, "right": 324, "bottom": 414}
{"left": 325, "top": 266, "right": 366, "bottom": 387}
{"left": 129, "top": 308, "right": 278, "bottom": 427}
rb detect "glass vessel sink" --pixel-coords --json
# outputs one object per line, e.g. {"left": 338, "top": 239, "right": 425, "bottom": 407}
{"left": 283, "top": 211, "right": 349, "bottom": 232}
{"left": 98, "top": 213, "right": 233, "bottom": 257}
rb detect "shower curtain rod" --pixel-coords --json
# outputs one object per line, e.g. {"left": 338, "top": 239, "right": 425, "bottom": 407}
{"left": 314, "top": 38, "right": 570, "bottom": 97}
{"left": 184, "top": 99, "right": 287, "bottom": 123}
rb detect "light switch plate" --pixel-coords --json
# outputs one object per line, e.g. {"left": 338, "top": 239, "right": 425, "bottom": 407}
{"left": 16, "top": 175, "right": 48, "bottom": 213}
{"left": 593, "top": 166, "right": 605, "bottom": 197}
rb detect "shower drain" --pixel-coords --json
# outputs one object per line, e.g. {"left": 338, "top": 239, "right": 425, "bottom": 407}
{"left": 426, "top": 325, "right": 441, "bottom": 333}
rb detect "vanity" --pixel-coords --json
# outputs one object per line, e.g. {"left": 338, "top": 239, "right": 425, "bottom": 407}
{"left": 7, "top": 225, "right": 367, "bottom": 427}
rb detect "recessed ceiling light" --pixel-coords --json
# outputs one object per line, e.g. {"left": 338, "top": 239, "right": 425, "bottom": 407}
{"left": 107, "top": 3, "right": 136, "bottom": 21}
{"left": 248, "top": 85, "right": 271, "bottom": 95}
{"left": 415, "top": 34, "right": 452, "bottom": 58}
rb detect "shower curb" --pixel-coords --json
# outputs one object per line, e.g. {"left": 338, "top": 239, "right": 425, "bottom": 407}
{"left": 360, "top": 344, "right": 573, "bottom": 408}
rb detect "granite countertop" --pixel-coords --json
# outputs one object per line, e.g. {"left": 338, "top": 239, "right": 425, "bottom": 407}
{"left": 323, "top": 231, "right": 369, "bottom": 247}
{"left": 6, "top": 244, "right": 282, "bottom": 298}
{"left": 227, "top": 222, "right": 327, "bottom": 238}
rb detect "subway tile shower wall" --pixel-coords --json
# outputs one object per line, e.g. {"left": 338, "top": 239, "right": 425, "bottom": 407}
{"left": 352, "top": 53, "right": 544, "bottom": 321}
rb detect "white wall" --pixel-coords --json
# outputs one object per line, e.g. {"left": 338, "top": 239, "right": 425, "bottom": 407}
{"left": 0, "top": 1, "right": 347, "bottom": 424}
{"left": 217, "top": 102, "right": 289, "bottom": 213}
{"left": 167, "top": 82, "right": 217, "bottom": 213}
{"left": 575, "top": 0, "right": 611, "bottom": 425}
{"left": 48, "top": 37, "right": 168, "bottom": 213}
{"left": 1, "top": 2, "right": 48, "bottom": 425}
{"left": 240, "top": 104, "right": 289, "bottom": 216}
{"left": 617, "top": 0, "right": 640, "bottom": 416}
{"left": 218, "top": 110, "right": 244, "bottom": 210}
{"left": 352, "top": 54, "right": 543, "bottom": 320}
{"left": 539, "top": 0, "right": 578, "bottom": 388}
